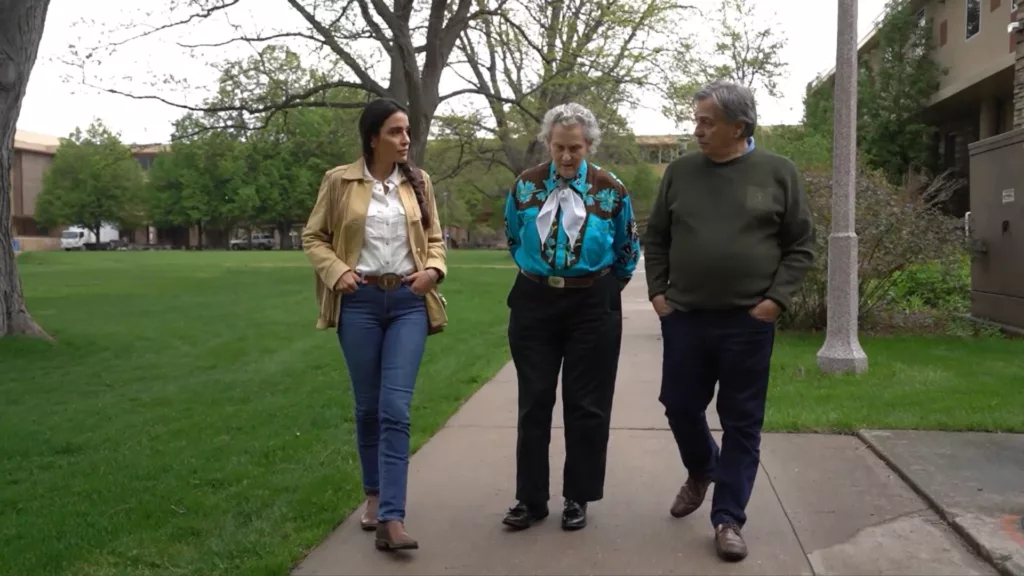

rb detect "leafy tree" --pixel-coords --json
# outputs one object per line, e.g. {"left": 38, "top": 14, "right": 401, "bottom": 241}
{"left": 857, "top": 0, "right": 945, "bottom": 183}
{"left": 144, "top": 115, "right": 253, "bottom": 248}
{"left": 662, "top": 0, "right": 787, "bottom": 127}
{"left": 145, "top": 51, "right": 364, "bottom": 250}
{"left": 35, "top": 120, "right": 147, "bottom": 244}
{"left": 241, "top": 106, "right": 361, "bottom": 248}
{"left": 801, "top": 77, "right": 834, "bottom": 139}
{"left": 755, "top": 125, "right": 832, "bottom": 171}
{"left": 426, "top": 134, "right": 513, "bottom": 243}
{"left": 802, "top": 0, "right": 945, "bottom": 184}
{"left": 449, "top": 0, "right": 683, "bottom": 176}
{"left": 0, "top": 0, "right": 50, "bottom": 338}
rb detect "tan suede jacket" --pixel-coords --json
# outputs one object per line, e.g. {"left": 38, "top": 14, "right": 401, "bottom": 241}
{"left": 301, "top": 157, "right": 448, "bottom": 331}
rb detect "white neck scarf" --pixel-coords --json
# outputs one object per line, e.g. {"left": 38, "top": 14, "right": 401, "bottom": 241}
{"left": 536, "top": 180, "right": 587, "bottom": 248}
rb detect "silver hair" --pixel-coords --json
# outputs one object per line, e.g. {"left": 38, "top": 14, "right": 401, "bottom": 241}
{"left": 693, "top": 80, "right": 758, "bottom": 139}
{"left": 537, "top": 102, "right": 602, "bottom": 153}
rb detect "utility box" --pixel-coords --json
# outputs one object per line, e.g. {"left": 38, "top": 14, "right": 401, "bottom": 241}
{"left": 967, "top": 128, "right": 1024, "bottom": 332}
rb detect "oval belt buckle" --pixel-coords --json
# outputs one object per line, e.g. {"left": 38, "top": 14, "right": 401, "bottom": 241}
{"left": 546, "top": 276, "right": 565, "bottom": 288}
{"left": 379, "top": 273, "right": 402, "bottom": 290}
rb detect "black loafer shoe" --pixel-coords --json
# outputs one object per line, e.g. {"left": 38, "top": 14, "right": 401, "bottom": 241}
{"left": 502, "top": 501, "right": 549, "bottom": 530}
{"left": 561, "top": 499, "right": 587, "bottom": 530}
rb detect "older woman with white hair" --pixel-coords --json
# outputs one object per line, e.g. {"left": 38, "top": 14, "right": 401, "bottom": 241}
{"left": 500, "top": 102, "right": 640, "bottom": 532}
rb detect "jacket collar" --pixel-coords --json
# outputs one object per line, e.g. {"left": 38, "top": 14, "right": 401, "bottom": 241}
{"left": 340, "top": 156, "right": 407, "bottom": 183}
{"left": 543, "top": 159, "right": 591, "bottom": 194}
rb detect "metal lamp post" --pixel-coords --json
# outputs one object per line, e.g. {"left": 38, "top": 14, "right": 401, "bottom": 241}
{"left": 816, "top": 0, "right": 869, "bottom": 374}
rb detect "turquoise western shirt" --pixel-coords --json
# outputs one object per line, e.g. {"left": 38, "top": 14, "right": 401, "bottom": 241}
{"left": 504, "top": 160, "right": 640, "bottom": 281}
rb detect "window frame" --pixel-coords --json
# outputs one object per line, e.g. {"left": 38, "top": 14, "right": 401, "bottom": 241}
{"left": 965, "top": 0, "right": 981, "bottom": 41}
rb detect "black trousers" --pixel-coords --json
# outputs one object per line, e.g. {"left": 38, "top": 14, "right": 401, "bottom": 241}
{"left": 658, "top": 308, "right": 775, "bottom": 528}
{"left": 507, "top": 271, "right": 623, "bottom": 505}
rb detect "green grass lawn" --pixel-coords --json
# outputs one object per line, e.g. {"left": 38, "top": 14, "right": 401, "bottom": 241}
{"left": 764, "top": 334, "right": 1024, "bottom": 432}
{"left": 2, "top": 250, "right": 517, "bottom": 576}
{"left": 2, "top": 249, "right": 1022, "bottom": 576}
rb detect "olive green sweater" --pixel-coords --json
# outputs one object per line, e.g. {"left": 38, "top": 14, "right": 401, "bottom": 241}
{"left": 643, "top": 148, "right": 816, "bottom": 312}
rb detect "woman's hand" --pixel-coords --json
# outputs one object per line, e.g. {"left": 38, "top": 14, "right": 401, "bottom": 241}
{"left": 404, "top": 269, "right": 439, "bottom": 295}
{"left": 333, "top": 270, "right": 362, "bottom": 294}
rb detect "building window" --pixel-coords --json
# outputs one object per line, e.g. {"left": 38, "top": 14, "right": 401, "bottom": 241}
{"left": 911, "top": 9, "right": 927, "bottom": 57}
{"left": 966, "top": 0, "right": 981, "bottom": 40}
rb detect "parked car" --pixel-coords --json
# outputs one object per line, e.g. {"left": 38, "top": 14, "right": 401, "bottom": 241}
{"left": 229, "top": 232, "right": 276, "bottom": 250}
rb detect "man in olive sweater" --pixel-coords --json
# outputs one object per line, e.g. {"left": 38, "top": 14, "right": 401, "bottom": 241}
{"left": 644, "top": 80, "right": 815, "bottom": 562}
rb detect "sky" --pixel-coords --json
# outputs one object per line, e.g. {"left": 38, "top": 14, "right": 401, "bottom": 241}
{"left": 17, "top": 0, "right": 891, "bottom": 144}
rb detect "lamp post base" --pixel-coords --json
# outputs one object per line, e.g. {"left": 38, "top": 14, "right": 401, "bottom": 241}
{"left": 816, "top": 232, "right": 868, "bottom": 374}
{"left": 816, "top": 345, "right": 868, "bottom": 374}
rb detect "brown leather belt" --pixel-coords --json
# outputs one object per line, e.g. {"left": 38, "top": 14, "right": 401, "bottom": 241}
{"left": 520, "top": 268, "right": 610, "bottom": 288}
{"left": 362, "top": 273, "right": 404, "bottom": 290}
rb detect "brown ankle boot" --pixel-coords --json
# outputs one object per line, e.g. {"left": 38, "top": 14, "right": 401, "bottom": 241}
{"left": 359, "top": 495, "right": 379, "bottom": 531}
{"left": 374, "top": 520, "right": 418, "bottom": 551}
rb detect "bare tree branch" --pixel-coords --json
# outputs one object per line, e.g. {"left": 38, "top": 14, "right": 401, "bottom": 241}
{"left": 284, "top": 0, "right": 389, "bottom": 97}
{"left": 102, "top": 0, "right": 242, "bottom": 49}
{"left": 176, "top": 31, "right": 324, "bottom": 49}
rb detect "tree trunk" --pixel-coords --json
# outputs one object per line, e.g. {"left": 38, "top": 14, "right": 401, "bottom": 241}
{"left": 277, "top": 222, "right": 293, "bottom": 250}
{"left": 0, "top": 0, "right": 51, "bottom": 339}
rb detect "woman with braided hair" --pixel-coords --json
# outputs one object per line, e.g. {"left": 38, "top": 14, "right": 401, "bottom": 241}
{"left": 302, "top": 97, "right": 448, "bottom": 552}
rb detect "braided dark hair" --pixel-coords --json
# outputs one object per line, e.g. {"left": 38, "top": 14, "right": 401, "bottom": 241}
{"left": 359, "top": 98, "right": 431, "bottom": 228}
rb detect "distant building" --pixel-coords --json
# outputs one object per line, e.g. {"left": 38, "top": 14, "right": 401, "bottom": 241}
{"left": 10, "top": 131, "right": 60, "bottom": 248}
{"left": 811, "top": 0, "right": 1020, "bottom": 214}
{"left": 635, "top": 134, "right": 695, "bottom": 174}
{"left": 9, "top": 131, "right": 170, "bottom": 250}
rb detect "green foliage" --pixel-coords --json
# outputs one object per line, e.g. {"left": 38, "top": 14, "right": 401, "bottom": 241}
{"left": 146, "top": 120, "right": 236, "bottom": 232}
{"left": 857, "top": 0, "right": 945, "bottom": 182}
{"left": 662, "top": 0, "right": 787, "bottom": 126}
{"left": 602, "top": 162, "right": 660, "bottom": 216}
{"left": 143, "top": 46, "right": 363, "bottom": 246}
{"left": 35, "top": 120, "right": 146, "bottom": 236}
{"left": 782, "top": 166, "right": 967, "bottom": 333}
{"left": 887, "top": 257, "right": 970, "bottom": 313}
{"left": 801, "top": 0, "right": 944, "bottom": 184}
{"left": 424, "top": 133, "right": 514, "bottom": 240}
{"left": 755, "top": 125, "right": 832, "bottom": 171}
{"left": 801, "top": 78, "right": 834, "bottom": 138}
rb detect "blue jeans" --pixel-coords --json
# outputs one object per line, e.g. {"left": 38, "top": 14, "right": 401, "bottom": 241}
{"left": 337, "top": 283, "right": 428, "bottom": 522}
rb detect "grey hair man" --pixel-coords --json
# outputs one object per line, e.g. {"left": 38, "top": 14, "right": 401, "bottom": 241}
{"left": 644, "top": 80, "right": 815, "bottom": 561}
{"left": 501, "top": 102, "right": 640, "bottom": 532}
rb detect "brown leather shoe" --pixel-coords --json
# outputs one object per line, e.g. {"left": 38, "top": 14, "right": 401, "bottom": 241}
{"left": 715, "top": 523, "right": 748, "bottom": 561}
{"left": 374, "top": 520, "right": 418, "bottom": 551}
{"left": 670, "top": 475, "right": 713, "bottom": 518}
{"left": 359, "top": 495, "right": 379, "bottom": 531}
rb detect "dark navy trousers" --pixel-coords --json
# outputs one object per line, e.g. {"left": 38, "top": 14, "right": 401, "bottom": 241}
{"left": 658, "top": 307, "right": 775, "bottom": 528}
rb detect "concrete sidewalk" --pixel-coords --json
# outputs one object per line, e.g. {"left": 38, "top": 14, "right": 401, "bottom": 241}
{"left": 293, "top": 275, "right": 995, "bottom": 576}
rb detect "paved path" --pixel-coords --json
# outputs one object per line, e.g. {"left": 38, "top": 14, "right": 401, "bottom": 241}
{"left": 293, "top": 275, "right": 996, "bottom": 576}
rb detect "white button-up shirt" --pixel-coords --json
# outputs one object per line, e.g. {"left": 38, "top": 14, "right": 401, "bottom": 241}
{"left": 355, "top": 164, "right": 417, "bottom": 276}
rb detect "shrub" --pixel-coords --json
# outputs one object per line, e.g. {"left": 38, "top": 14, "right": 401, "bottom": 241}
{"left": 782, "top": 165, "right": 966, "bottom": 332}
{"left": 887, "top": 256, "right": 970, "bottom": 314}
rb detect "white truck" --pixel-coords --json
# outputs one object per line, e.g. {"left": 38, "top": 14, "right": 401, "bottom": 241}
{"left": 60, "top": 225, "right": 120, "bottom": 250}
